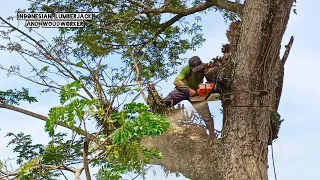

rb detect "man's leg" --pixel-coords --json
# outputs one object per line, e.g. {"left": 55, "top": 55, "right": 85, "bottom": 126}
{"left": 163, "top": 88, "right": 189, "bottom": 107}
{"left": 190, "top": 101, "right": 216, "bottom": 138}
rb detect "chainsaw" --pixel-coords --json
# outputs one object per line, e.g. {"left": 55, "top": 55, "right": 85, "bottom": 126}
{"left": 189, "top": 82, "right": 221, "bottom": 102}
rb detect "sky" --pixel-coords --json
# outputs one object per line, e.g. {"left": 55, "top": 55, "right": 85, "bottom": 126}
{"left": 0, "top": 0, "right": 319, "bottom": 180}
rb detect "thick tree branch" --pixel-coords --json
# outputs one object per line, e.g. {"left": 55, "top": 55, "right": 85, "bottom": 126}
{"left": 207, "top": 0, "right": 243, "bottom": 14}
{"left": 147, "top": 1, "right": 242, "bottom": 47}
{"left": 41, "top": 165, "right": 76, "bottom": 173}
{"left": 271, "top": 36, "right": 294, "bottom": 110}
{"left": 0, "top": 102, "right": 91, "bottom": 138}
{"left": 75, "top": 171, "right": 81, "bottom": 180}
{"left": 81, "top": 116, "right": 92, "bottom": 180}
{"left": 82, "top": 141, "right": 92, "bottom": 180}
{"left": 141, "top": 0, "right": 243, "bottom": 16}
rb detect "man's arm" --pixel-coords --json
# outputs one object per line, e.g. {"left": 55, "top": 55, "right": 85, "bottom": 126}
{"left": 173, "top": 66, "right": 189, "bottom": 88}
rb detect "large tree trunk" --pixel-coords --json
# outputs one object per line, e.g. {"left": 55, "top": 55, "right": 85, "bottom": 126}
{"left": 219, "top": 0, "right": 293, "bottom": 178}
{"left": 143, "top": 0, "right": 294, "bottom": 179}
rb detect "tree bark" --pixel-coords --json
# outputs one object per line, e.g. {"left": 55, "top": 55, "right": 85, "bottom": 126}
{"left": 143, "top": 0, "right": 294, "bottom": 179}
{"left": 83, "top": 141, "right": 92, "bottom": 180}
{"left": 74, "top": 171, "right": 81, "bottom": 180}
{"left": 220, "top": 0, "right": 293, "bottom": 179}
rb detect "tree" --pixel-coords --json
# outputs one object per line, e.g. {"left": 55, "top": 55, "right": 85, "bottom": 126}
{"left": 0, "top": 0, "right": 296, "bottom": 179}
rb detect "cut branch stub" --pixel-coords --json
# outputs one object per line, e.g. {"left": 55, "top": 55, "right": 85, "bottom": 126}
{"left": 281, "top": 36, "right": 294, "bottom": 65}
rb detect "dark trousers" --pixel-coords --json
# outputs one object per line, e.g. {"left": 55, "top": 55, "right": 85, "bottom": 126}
{"left": 164, "top": 88, "right": 215, "bottom": 137}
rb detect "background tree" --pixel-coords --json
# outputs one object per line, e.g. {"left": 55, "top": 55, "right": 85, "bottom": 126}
{"left": 0, "top": 0, "right": 297, "bottom": 179}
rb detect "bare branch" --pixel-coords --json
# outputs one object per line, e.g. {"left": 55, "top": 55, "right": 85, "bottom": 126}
{"left": 16, "top": 51, "right": 50, "bottom": 86}
{"left": 121, "top": 27, "right": 148, "bottom": 104}
{"left": 60, "top": 170, "right": 69, "bottom": 180}
{"left": 95, "top": 56, "right": 105, "bottom": 103}
{"left": 0, "top": 168, "right": 17, "bottom": 179}
{"left": 0, "top": 65, "right": 89, "bottom": 100}
{"left": 18, "top": 48, "right": 73, "bottom": 79}
{"left": 0, "top": 16, "right": 95, "bottom": 100}
{"left": 82, "top": 141, "right": 91, "bottom": 180}
{"left": 31, "top": 29, "right": 53, "bottom": 49}
{"left": 55, "top": 57, "right": 91, "bottom": 71}
{"left": 81, "top": 116, "right": 92, "bottom": 180}
{"left": 74, "top": 52, "right": 107, "bottom": 103}
{"left": 41, "top": 165, "right": 76, "bottom": 173}
{"left": 106, "top": 31, "right": 156, "bottom": 112}
{"left": 281, "top": 36, "right": 294, "bottom": 65}
{"left": 0, "top": 65, "right": 62, "bottom": 90}
{"left": 0, "top": 164, "right": 77, "bottom": 179}
{"left": 75, "top": 170, "right": 81, "bottom": 180}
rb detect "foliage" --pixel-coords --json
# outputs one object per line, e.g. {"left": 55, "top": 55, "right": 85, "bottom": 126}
{"left": 45, "top": 81, "right": 97, "bottom": 136}
{"left": 95, "top": 141, "right": 162, "bottom": 180}
{"left": 6, "top": 132, "right": 44, "bottom": 165}
{"left": 24, "top": 0, "right": 207, "bottom": 83}
{"left": 17, "top": 158, "right": 60, "bottom": 180}
{"left": 111, "top": 103, "right": 170, "bottom": 144}
{"left": 0, "top": 88, "right": 37, "bottom": 105}
{"left": 91, "top": 102, "right": 168, "bottom": 179}
{"left": 59, "top": 80, "right": 82, "bottom": 105}
{"left": 5, "top": 132, "right": 82, "bottom": 179}
{"left": 4, "top": 101, "right": 170, "bottom": 179}
{"left": 41, "top": 133, "right": 84, "bottom": 165}
{"left": 269, "top": 111, "right": 284, "bottom": 144}
{"left": 42, "top": 79, "right": 169, "bottom": 179}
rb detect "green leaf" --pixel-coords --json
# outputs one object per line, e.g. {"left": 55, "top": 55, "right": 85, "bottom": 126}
{"left": 75, "top": 61, "right": 84, "bottom": 67}
{"left": 111, "top": 102, "right": 170, "bottom": 144}
{"left": 0, "top": 88, "right": 38, "bottom": 105}
{"left": 59, "top": 80, "right": 82, "bottom": 104}
{"left": 39, "top": 66, "right": 49, "bottom": 74}
{"left": 113, "top": 150, "right": 119, "bottom": 159}
{"left": 18, "top": 158, "right": 38, "bottom": 176}
{"left": 45, "top": 98, "right": 97, "bottom": 136}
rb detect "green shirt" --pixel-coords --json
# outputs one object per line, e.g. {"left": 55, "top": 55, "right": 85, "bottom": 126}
{"left": 173, "top": 65, "right": 204, "bottom": 91}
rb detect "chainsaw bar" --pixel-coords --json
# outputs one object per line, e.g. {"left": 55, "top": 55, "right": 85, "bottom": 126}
{"left": 190, "top": 93, "right": 220, "bottom": 102}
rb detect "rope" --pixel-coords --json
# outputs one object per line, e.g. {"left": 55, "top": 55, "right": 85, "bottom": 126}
{"left": 271, "top": 143, "right": 278, "bottom": 180}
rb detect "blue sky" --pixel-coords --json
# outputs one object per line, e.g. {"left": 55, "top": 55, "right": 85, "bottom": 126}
{"left": 0, "top": 0, "right": 319, "bottom": 180}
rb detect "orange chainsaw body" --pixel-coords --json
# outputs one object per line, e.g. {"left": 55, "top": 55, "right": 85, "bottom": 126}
{"left": 197, "top": 83, "right": 216, "bottom": 97}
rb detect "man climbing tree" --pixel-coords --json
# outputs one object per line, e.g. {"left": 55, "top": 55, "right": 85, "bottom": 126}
{"left": 164, "top": 56, "right": 216, "bottom": 138}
